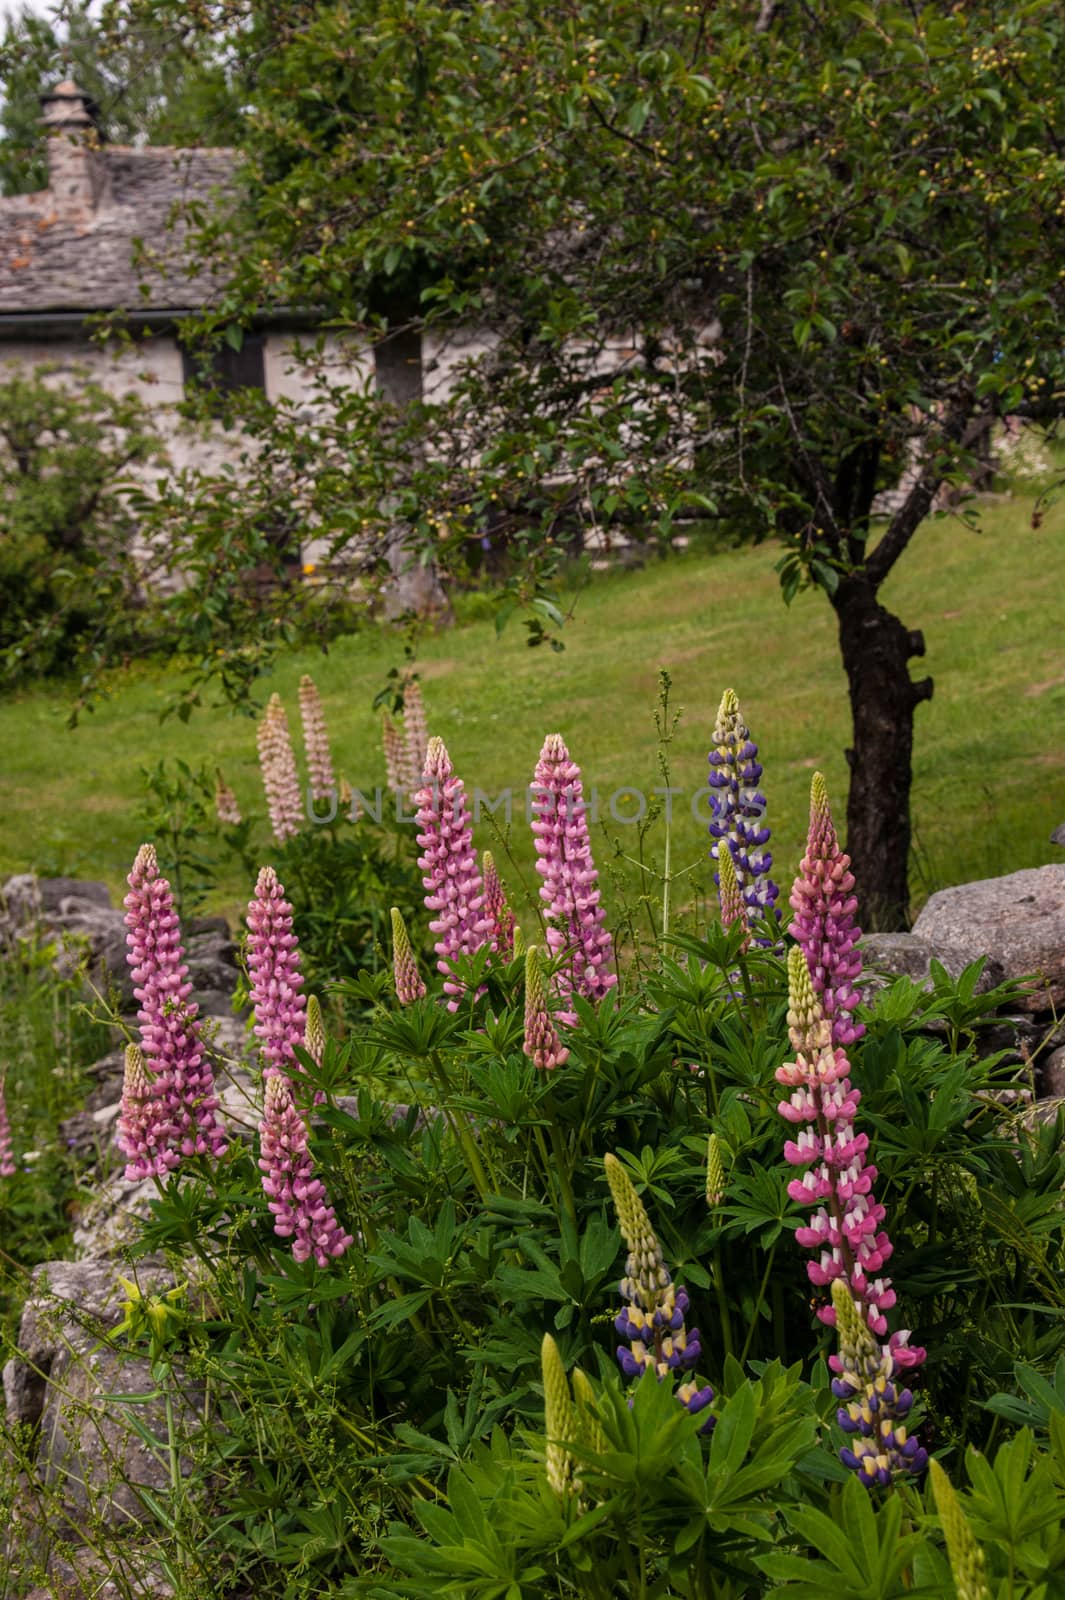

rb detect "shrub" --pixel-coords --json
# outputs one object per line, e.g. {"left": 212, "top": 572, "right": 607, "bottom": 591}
{"left": 0, "top": 362, "right": 163, "bottom": 682}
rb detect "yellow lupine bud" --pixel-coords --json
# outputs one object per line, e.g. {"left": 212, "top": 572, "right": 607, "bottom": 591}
{"left": 305, "top": 994, "right": 326, "bottom": 1066}
{"left": 929, "top": 1457, "right": 990, "bottom": 1600}
{"left": 541, "top": 1333, "right": 577, "bottom": 1499}
{"left": 706, "top": 1133, "right": 725, "bottom": 1207}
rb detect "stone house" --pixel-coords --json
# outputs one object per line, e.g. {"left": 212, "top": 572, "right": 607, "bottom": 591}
{"left": 0, "top": 80, "right": 476, "bottom": 595}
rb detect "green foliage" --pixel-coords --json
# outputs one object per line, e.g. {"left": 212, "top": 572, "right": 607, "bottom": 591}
{"left": 270, "top": 820, "right": 431, "bottom": 992}
{"left": 0, "top": 362, "right": 162, "bottom": 682}
{"left": 0, "top": 937, "right": 112, "bottom": 1336}
{"left": 30, "top": 916, "right": 1057, "bottom": 1596}
{"left": 0, "top": 0, "right": 242, "bottom": 197}
{"left": 94, "top": 0, "right": 1065, "bottom": 691}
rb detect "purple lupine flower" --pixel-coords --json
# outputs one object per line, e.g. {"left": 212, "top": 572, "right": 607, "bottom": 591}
{"left": 257, "top": 694, "right": 303, "bottom": 844}
{"left": 391, "top": 906, "right": 427, "bottom": 1004}
{"left": 830, "top": 1279, "right": 927, "bottom": 1487}
{"left": 523, "top": 946, "right": 569, "bottom": 1070}
{"left": 790, "top": 772, "right": 864, "bottom": 1048}
{"left": 246, "top": 866, "right": 308, "bottom": 1082}
{"left": 777, "top": 947, "right": 925, "bottom": 1371}
{"left": 116, "top": 1043, "right": 169, "bottom": 1182}
{"left": 531, "top": 733, "right": 617, "bottom": 1026}
{"left": 257, "top": 1072, "right": 352, "bottom": 1268}
{"left": 414, "top": 736, "right": 493, "bottom": 1007}
{"left": 604, "top": 1154, "right": 714, "bottom": 1429}
{"left": 298, "top": 675, "right": 336, "bottom": 803}
{"left": 707, "top": 688, "right": 779, "bottom": 921}
{"left": 0, "top": 1078, "right": 15, "bottom": 1178}
{"left": 124, "top": 844, "right": 227, "bottom": 1171}
{"left": 483, "top": 850, "right": 516, "bottom": 958}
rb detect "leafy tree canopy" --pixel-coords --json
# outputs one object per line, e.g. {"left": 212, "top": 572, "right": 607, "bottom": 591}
{"left": 0, "top": 0, "right": 243, "bottom": 196}
{"left": 100, "top": 0, "right": 1065, "bottom": 920}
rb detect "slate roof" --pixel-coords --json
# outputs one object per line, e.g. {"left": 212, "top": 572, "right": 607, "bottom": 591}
{"left": 0, "top": 119, "right": 237, "bottom": 317}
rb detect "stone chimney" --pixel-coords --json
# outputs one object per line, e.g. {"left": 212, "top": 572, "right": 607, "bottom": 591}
{"left": 39, "top": 79, "right": 111, "bottom": 215}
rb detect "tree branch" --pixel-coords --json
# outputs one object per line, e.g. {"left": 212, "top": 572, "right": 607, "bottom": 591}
{"left": 864, "top": 401, "right": 980, "bottom": 589}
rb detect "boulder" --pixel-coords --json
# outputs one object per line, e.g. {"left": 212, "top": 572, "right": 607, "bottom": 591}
{"left": 859, "top": 932, "right": 1004, "bottom": 995}
{"left": 912, "top": 864, "right": 1065, "bottom": 1012}
{"left": 38, "top": 1346, "right": 198, "bottom": 1530}
{"left": 1042, "top": 1043, "right": 1065, "bottom": 1099}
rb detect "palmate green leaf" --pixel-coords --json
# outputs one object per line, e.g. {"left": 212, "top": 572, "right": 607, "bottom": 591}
{"left": 759, "top": 1476, "right": 924, "bottom": 1598}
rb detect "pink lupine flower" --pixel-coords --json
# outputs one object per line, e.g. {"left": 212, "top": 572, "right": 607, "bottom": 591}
{"left": 214, "top": 772, "right": 242, "bottom": 826}
{"left": 257, "top": 694, "right": 303, "bottom": 844}
{"left": 531, "top": 733, "right": 617, "bottom": 1025}
{"left": 402, "top": 675, "right": 430, "bottom": 795}
{"left": 246, "top": 866, "right": 308, "bottom": 1082}
{"left": 415, "top": 736, "right": 493, "bottom": 1006}
{"left": 391, "top": 906, "right": 427, "bottom": 1004}
{"left": 483, "top": 850, "right": 516, "bottom": 958}
{"left": 523, "top": 945, "right": 569, "bottom": 1070}
{"left": 258, "top": 1073, "right": 352, "bottom": 1268}
{"left": 298, "top": 675, "right": 336, "bottom": 802}
{"left": 0, "top": 1078, "right": 15, "bottom": 1178}
{"left": 790, "top": 773, "right": 865, "bottom": 1048}
{"left": 124, "top": 843, "right": 226, "bottom": 1171}
{"left": 116, "top": 1043, "right": 170, "bottom": 1182}
{"left": 777, "top": 947, "right": 923, "bottom": 1370}
{"left": 382, "top": 711, "right": 406, "bottom": 794}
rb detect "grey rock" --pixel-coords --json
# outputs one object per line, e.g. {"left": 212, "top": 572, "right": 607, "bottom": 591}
{"left": 38, "top": 1346, "right": 198, "bottom": 1531}
{"left": 4, "top": 1261, "right": 159, "bottom": 1430}
{"left": 1051, "top": 823, "right": 1065, "bottom": 848}
{"left": 859, "top": 932, "right": 1004, "bottom": 995}
{"left": 1042, "top": 1044, "right": 1065, "bottom": 1099}
{"left": 70, "top": 1173, "right": 161, "bottom": 1260}
{"left": 913, "top": 864, "right": 1065, "bottom": 1012}
{"left": 41, "top": 1545, "right": 175, "bottom": 1599}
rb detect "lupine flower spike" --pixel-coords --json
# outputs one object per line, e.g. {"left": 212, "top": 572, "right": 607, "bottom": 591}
{"left": 531, "top": 733, "right": 617, "bottom": 1025}
{"left": 304, "top": 995, "right": 326, "bottom": 1070}
{"left": 415, "top": 736, "right": 493, "bottom": 1006}
{"left": 402, "top": 675, "right": 430, "bottom": 797}
{"left": 0, "top": 1077, "right": 16, "bottom": 1178}
{"left": 790, "top": 773, "right": 864, "bottom": 1047}
{"left": 524, "top": 946, "right": 569, "bottom": 1070}
{"left": 483, "top": 850, "right": 516, "bottom": 957}
{"left": 541, "top": 1333, "right": 579, "bottom": 1500}
{"left": 298, "top": 675, "right": 336, "bottom": 802}
{"left": 717, "top": 840, "right": 749, "bottom": 948}
{"left": 124, "top": 844, "right": 226, "bottom": 1171}
{"left": 603, "top": 1153, "right": 714, "bottom": 1426}
{"left": 257, "top": 694, "right": 303, "bottom": 844}
{"left": 512, "top": 923, "right": 525, "bottom": 959}
{"left": 214, "top": 772, "right": 242, "bottom": 826}
{"left": 707, "top": 688, "right": 779, "bottom": 922}
{"left": 116, "top": 1044, "right": 167, "bottom": 1182}
{"left": 929, "top": 1458, "right": 990, "bottom": 1600}
{"left": 777, "top": 947, "right": 924, "bottom": 1372}
{"left": 705, "top": 1133, "right": 725, "bottom": 1208}
{"left": 246, "top": 866, "right": 309, "bottom": 1088}
{"left": 382, "top": 712, "right": 406, "bottom": 795}
{"left": 258, "top": 1073, "right": 352, "bottom": 1268}
{"left": 831, "top": 1279, "right": 928, "bottom": 1487}
{"left": 391, "top": 906, "right": 427, "bottom": 1005}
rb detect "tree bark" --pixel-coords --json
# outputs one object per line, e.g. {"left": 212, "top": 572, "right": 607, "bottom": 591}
{"left": 831, "top": 572, "right": 932, "bottom": 931}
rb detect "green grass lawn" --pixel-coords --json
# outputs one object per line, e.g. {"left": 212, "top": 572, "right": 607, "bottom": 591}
{"left": 1, "top": 482, "right": 1062, "bottom": 929}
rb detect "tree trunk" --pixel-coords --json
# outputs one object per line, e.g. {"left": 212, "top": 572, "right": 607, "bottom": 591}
{"left": 831, "top": 573, "right": 932, "bottom": 931}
